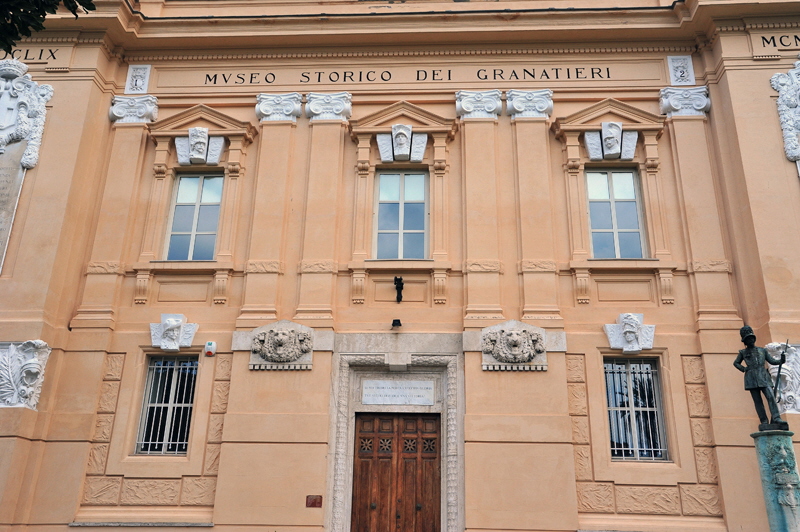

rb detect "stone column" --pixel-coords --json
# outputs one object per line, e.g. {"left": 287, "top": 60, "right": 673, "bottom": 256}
{"left": 236, "top": 93, "right": 302, "bottom": 328}
{"left": 752, "top": 430, "right": 800, "bottom": 531}
{"left": 660, "top": 87, "right": 739, "bottom": 339}
{"left": 506, "top": 90, "right": 562, "bottom": 326}
{"left": 71, "top": 95, "right": 158, "bottom": 329}
{"left": 456, "top": 90, "right": 505, "bottom": 327}
{"left": 293, "top": 92, "right": 351, "bottom": 327}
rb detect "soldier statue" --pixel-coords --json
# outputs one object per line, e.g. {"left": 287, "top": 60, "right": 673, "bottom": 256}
{"left": 734, "top": 325, "right": 789, "bottom": 431}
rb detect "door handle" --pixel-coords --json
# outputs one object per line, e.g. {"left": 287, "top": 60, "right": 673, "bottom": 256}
{"left": 370, "top": 503, "right": 376, "bottom": 510}
{"left": 416, "top": 503, "right": 422, "bottom": 511}
{"left": 396, "top": 513, "right": 401, "bottom": 519}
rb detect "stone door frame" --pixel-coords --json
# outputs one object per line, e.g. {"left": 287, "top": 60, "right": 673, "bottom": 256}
{"left": 327, "top": 333, "right": 463, "bottom": 532}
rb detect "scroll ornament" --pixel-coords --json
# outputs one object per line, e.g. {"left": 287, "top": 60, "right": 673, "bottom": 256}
{"left": 0, "top": 58, "right": 54, "bottom": 168}
{"left": 255, "top": 92, "right": 303, "bottom": 122}
{"left": 455, "top": 89, "right": 503, "bottom": 119}
{"left": 770, "top": 57, "right": 800, "bottom": 163}
{"left": 506, "top": 89, "right": 554, "bottom": 119}
{"left": 0, "top": 340, "right": 51, "bottom": 410}
{"left": 305, "top": 92, "right": 352, "bottom": 121}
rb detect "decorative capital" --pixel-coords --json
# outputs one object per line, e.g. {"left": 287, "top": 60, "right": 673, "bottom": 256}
{"left": 603, "top": 313, "right": 655, "bottom": 354}
{"left": 0, "top": 340, "right": 51, "bottom": 410}
{"left": 455, "top": 90, "right": 503, "bottom": 119}
{"left": 770, "top": 56, "right": 800, "bottom": 162}
{"left": 306, "top": 92, "right": 352, "bottom": 122}
{"left": 506, "top": 89, "right": 553, "bottom": 119}
{"left": 0, "top": 58, "right": 54, "bottom": 169}
{"left": 480, "top": 320, "right": 548, "bottom": 371}
{"left": 109, "top": 95, "right": 158, "bottom": 124}
{"left": 149, "top": 314, "right": 198, "bottom": 352}
{"left": 256, "top": 92, "right": 303, "bottom": 122}
{"left": 659, "top": 86, "right": 710, "bottom": 118}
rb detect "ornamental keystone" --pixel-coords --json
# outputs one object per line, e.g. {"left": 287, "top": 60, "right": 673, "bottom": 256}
{"left": 659, "top": 86, "right": 711, "bottom": 118}
{"left": 149, "top": 314, "right": 199, "bottom": 352}
{"left": 604, "top": 313, "right": 655, "bottom": 354}
{"left": 455, "top": 90, "right": 503, "bottom": 119}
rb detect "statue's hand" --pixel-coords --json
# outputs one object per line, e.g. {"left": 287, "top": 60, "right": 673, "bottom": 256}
{"left": 782, "top": 354, "right": 787, "bottom": 364}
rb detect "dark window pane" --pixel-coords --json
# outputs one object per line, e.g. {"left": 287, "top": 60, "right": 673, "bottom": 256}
{"left": 192, "top": 234, "right": 216, "bottom": 260}
{"left": 167, "top": 235, "right": 191, "bottom": 260}
{"left": 589, "top": 202, "right": 613, "bottom": 229}
{"left": 592, "top": 232, "right": 616, "bottom": 258}
{"left": 196, "top": 205, "right": 220, "bottom": 232}
{"left": 403, "top": 233, "right": 425, "bottom": 259}
{"left": 404, "top": 203, "right": 425, "bottom": 230}
{"left": 618, "top": 232, "right": 643, "bottom": 258}
{"left": 171, "top": 205, "right": 195, "bottom": 232}
{"left": 615, "top": 201, "right": 639, "bottom": 229}
{"left": 377, "top": 233, "right": 399, "bottom": 259}
{"left": 378, "top": 203, "right": 399, "bottom": 231}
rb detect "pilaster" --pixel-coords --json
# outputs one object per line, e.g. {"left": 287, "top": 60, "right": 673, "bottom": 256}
{"left": 456, "top": 90, "right": 505, "bottom": 327}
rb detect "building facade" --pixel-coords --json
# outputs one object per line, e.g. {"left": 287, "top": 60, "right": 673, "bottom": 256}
{"left": 3, "top": 0, "right": 800, "bottom": 530}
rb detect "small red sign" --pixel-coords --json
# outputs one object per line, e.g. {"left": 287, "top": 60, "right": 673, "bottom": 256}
{"left": 306, "top": 495, "right": 322, "bottom": 508}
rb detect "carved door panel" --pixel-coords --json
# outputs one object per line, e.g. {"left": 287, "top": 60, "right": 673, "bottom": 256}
{"left": 351, "top": 413, "right": 441, "bottom": 532}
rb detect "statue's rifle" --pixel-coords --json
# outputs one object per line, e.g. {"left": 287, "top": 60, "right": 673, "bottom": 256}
{"left": 773, "top": 339, "right": 790, "bottom": 403}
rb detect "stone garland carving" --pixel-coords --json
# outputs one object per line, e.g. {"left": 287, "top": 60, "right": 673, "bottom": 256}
{"left": 770, "top": 57, "right": 800, "bottom": 164}
{"left": 667, "top": 56, "right": 696, "bottom": 86}
{"left": 576, "top": 482, "right": 615, "bottom": 513}
{"left": 0, "top": 340, "right": 51, "bottom": 410}
{"left": 583, "top": 121, "right": 638, "bottom": 161}
{"left": 234, "top": 320, "right": 314, "bottom": 370}
{"left": 245, "top": 260, "right": 282, "bottom": 273}
{"left": 109, "top": 95, "right": 158, "bottom": 124}
{"left": 0, "top": 59, "right": 53, "bottom": 168}
{"left": 149, "top": 314, "right": 199, "bottom": 352}
{"left": 255, "top": 92, "right": 302, "bottom": 122}
{"left": 306, "top": 92, "right": 352, "bottom": 121}
{"left": 659, "top": 86, "right": 711, "bottom": 118}
{"left": 124, "top": 65, "right": 151, "bottom": 94}
{"left": 615, "top": 485, "right": 681, "bottom": 515}
{"left": 120, "top": 479, "right": 181, "bottom": 505}
{"left": 480, "top": 320, "right": 547, "bottom": 371}
{"left": 768, "top": 342, "right": 800, "bottom": 414}
{"left": 680, "top": 485, "right": 723, "bottom": 516}
{"left": 603, "top": 313, "right": 655, "bottom": 354}
{"left": 175, "top": 127, "right": 225, "bottom": 166}
{"left": 376, "top": 124, "right": 428, "bottom": 163}
{"left": 455, "top": 89, "right": 502, "bottom": 119}
{"left": 506, "top": 89, "right": 553, "bottom": 119}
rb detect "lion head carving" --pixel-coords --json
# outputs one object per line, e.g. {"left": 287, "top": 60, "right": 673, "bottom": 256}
{"left": 482, "top": 327, "right": 545, "bottom": 364}
{"left": 251, "top": 326, "right": 313, "bottom": 363}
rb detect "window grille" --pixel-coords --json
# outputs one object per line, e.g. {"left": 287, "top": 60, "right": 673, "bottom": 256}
{"left": 586, "top": 170, "right": 646, "bottom": 258}
{"left": 136, "top": 356, "right": 199, "bottom": 455}
{"left": 375, "top": 172, "right": 428, "bottom": 259}
{"left": 604, "top": 358, "right": 668, "bottom": 460}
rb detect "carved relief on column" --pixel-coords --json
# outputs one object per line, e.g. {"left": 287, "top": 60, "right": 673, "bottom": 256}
{"left": 659, "top": 86, "right": 711, "bottom": 118}
{"left": 770, "top": 58, "right": 800, "bottom": 166}
{"left": 455, "top": 89, "right": 502, "bottom": 119}
{"left": 305, "top": 92, "right": 352, "bottom": 121}
{"left": 506, "top": 89, "right": 553, "bottom": 119}
{"left": 255, "top": 92, "right": 303, "bottom": 122}
{"left": 0, "top": 340, "right": 51, "bottom": 410}
{"left": 109, "top": 95, "right": 158, "bottom": 124}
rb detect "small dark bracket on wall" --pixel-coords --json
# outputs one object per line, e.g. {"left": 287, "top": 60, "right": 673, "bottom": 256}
{"left": 394, "top": 276, "right": 404, "bottom": 303}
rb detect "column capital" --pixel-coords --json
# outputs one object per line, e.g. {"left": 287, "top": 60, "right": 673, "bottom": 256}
{"left": 659, "top": 86, "right": 710, "bottom": 118}
{"left": 256, "top": 92, "right": 303, "bottom": 122}
{"left": 506, "top": 89, "right": 553, "bottom": 119}
{"left": 305, "top": 92, "right": 352, "bottom": 122}
{"left": 109, "top": 95, "right": 158, "bottom": 123}
{"left": 455, "top": 89, "right": 502, "bottom": 119}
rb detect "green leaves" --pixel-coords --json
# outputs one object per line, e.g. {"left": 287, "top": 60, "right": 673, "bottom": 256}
{"left": 0, "top": 0, "right": 96, "bottom": 54}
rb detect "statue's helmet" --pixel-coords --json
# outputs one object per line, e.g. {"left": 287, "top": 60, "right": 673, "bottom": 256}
{"left": 740, "top": 325, "right": 756, "bottom": 342}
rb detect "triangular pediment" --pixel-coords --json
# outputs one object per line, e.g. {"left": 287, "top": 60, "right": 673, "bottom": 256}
{"left": 553, "top": 99, "right": 664, "bottom": 133}
{"left": 150, "top": 105, "right": 256, "bottom": 138}
{"left": 350, "top": 101, "right": 455, "bottom": 133}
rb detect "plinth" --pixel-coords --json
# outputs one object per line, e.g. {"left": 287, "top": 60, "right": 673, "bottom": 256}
{"left": 751, "top": 430, "right": 800, "bottom": 532}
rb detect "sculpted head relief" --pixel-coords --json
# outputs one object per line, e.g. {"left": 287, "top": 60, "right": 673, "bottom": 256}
{"left": 481, "top": 320, "right": 547, "bottom": 368}
{"left": 604, "top": 313, "right": 655, "bottom": 354}
{"left": 150, "top": 314, "right": 199, "bottom": 352}
{"left": 250, "top": 320, "right": 314, "bottom": 364}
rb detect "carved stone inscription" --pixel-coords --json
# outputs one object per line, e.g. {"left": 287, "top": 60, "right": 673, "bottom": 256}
{"left": 0, "top": 142, "right": 26, "bottom": 271}
{"left": 362, "top": 380, "right": 435, "bottom": 406}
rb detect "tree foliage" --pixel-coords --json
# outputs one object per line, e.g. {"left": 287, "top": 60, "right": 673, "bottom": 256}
{"left": 1, "top": 0, "right": 96, "bottom": 54}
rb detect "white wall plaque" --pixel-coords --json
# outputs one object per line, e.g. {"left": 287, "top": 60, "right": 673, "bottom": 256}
{"left": 362, "top": 380, "right": 435, "bottom": 405}
{"left": 124, "top": 65, "right": 151, "bottom": 94}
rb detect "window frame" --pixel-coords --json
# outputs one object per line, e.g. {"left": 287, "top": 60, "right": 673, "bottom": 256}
{"left": 586, "top": 168, "right": 648, "bottom": 260}
{"left": 135, "top": 355, "right": 199, "bottom": 456}
{"left": 164, "top": 173, "right": 224, "bottom": 261}
{"left": 372, "top": 170, "right": 430, "bottom": 260}
{"left": 603, "top": 356, "right": 669, "bottom": 462}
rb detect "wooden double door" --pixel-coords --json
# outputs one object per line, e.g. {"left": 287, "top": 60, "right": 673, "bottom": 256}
{"left": 351, "top": 413, "right": 441, "bottom": 532}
